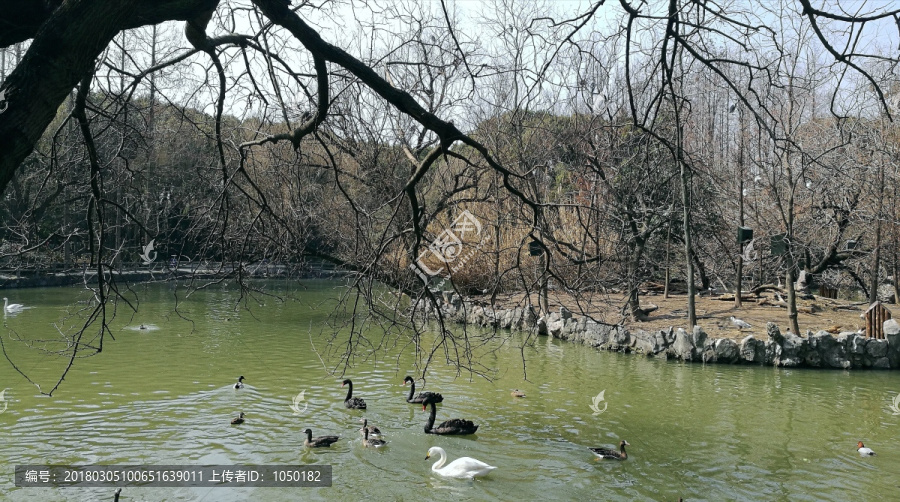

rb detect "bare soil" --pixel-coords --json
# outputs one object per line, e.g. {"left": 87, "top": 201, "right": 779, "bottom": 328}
{"left": 473, "top": 289, "right": 873, "bottom": 340}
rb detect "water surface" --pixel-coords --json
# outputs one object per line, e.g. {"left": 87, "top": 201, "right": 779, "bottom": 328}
{"left": 0, "top": 282, "right": 898, "bottom": 501}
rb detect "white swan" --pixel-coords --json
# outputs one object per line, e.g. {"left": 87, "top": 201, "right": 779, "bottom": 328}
{"left": 426, "top": 446, "right": 496, "bottom": 479}
{"left": 3, "top": 298, "right": 25, "bottom": 313}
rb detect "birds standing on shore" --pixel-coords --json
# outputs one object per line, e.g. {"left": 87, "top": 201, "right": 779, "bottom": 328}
{"left": 730, "top": 316, "right": 752, "bottom": 330}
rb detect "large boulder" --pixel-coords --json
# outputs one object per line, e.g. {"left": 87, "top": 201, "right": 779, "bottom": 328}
{"left": 714, "top": 338, "right": 739, "bottom": 363}
{"left": 671, "top": 328, "right": 695, "bottom": 361}
{"left": 740, "top": 335, "right": 763, "bottom": 363}
{"left": 692, "top": 326, "right": 708, "bottom": 349}
{"left": 885, "top": 319, "right": 900, "bottom": 368}
{"left": 866, "top": 338, "right": 889, "bottom": 359}
{"left": 560, "top": 306, "right": 573, "bottom": 320}
{"left": 536, "top": 316, "right": 548, "bottom": 336}
{"left": 766, "top": 322, "right": 785, "bottom": 345}
{"left": 764, "top": 341, "right": 782, "bottom": 365}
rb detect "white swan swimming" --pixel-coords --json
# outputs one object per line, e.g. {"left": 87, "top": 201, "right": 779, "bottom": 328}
{"left": 3, "top": 298, "right": 25, "bottom": 313}
{"left": 426, "top": 446, "right": 496, "bottom": 479}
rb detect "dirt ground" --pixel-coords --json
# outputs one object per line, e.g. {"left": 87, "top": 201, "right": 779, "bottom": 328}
{"left": 474, "top": 289, "right": 874, "bottom": 340}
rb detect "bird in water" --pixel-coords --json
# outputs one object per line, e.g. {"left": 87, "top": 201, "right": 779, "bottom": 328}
{"left": 362, "top": 427, "right": 386, "bottom": 448}
{"left": 403, "top": 376, "right": 443, "bottom": 404}
{"left": 234, "top": 376, "right": 245, "bottom": 389}
{"left": 359, "top": 418, "right": 381, "bottom": 437}
{"left": 857, "top": 441, "right": 876, "bottom": 456}
{"left": 422, "top": 395, "right": 478, "bottom": 435}
{"left": 342, "top": 379, "right": 366, "bottom": 409}
{"left": 426, "top": 446, "right": 496, "bottom": 478}
{"left": 231, "top": 412, "right": 245, "bottom": 425}
{"left": 511, "top": 389, "right": 526, "bottom": 398}
{"left": 730, "top": 316, "right": 752, "bottom": 330}
{"left": 114, "top": 488, "right": 122, "bottom": 501}
{"left": 3, "top": 298, "right": 25, "bottom": 313}
{"left": 303, "top": 428, "right": 339, "bottom": 448}
{"left": 588, "top": 440, "right": 630, "bottom": 460}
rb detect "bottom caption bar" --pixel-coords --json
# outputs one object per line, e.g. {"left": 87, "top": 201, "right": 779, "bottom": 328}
{"left": 15, "top": 465, "right": 332, "bottom": 487}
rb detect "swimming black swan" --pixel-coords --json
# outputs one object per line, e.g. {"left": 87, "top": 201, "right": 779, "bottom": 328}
{"left": 589, "top": 440, "right": 630, "bottom": 460}
{"left": 303, "top": 428, "right": 340, "bottom": 448}
{"left": 234, "top": 376, "right": 245, "bottom": 389}
{"left": 422, "top": 396, "right": 478, "bottom": 435}
{"left": 403, "top": 376, "right": 443, "bottom": 404}
{"left": 342, "top": 379, "right": 367, "bottom": 409}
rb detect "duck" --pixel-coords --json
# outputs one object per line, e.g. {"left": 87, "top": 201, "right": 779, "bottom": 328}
{"left": 857, "top": 441, "right": 876, "bottom": 456}
{"left": 342, "top": 379, "right": 366, "bottom": 409}
{"left": 362, "top": 427, "right": 387, "bottom": 448}
{"left": 359, "top": 418, "right": 381, "bottom": 437}
{"left": 231, "top": 412, "right": 245, "bottom": 425}
{"left": 511, "top": 389, "right": 526, "bottom": 398}
{"left": 589, "top": 440, "right": 630, "bottom": 460}
{"left": 403, "top": 376, "right": 443, "bottom": 404}
{"left": 3, "top": 298, "right": 25, "bottom": 313}
{"left": 303, "top": 428, "right": 340, "bottom": 448}
{"left": 426, "top": 446, "right": 496, "bottom": 479}
{"left": 234, "top": 376, "right": 245, "bottom": 389}
{"left": 422, "top": 395, "right": 478, "bottom": 435}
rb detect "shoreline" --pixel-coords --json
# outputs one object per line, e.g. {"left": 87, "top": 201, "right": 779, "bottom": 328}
{"left": 420, "top": 292, "right": 900, "bottom": 370}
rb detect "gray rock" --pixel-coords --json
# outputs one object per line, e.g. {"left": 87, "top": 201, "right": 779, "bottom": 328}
{"left": 778, "top": 357, "right": 802, "bottom": 367}
{"left": 740, "top": 336, "right": 762, "bottom": 363}
{"left": 536, "top": 316, "right": 548, "bottom": 336}
{"left": 560, "top": 306, "right": 572, "bottom": 320}
{"left": 847, "top": 334, "right": 867, "bottom": 355}
{"left": 885, "top": 319, "right": 900, "bottom": 367}
{"left": 611, "top": 327, "right": 631, "bottom": 349}
{"left": 547, "top": 311, "right": 561, "bottom": 324}
{"left": 692, "top": 326, "right": 707, "bottom": 349}
{"left": 877, "top": 284, "right": 896, "bottom": 303}
{"left": 522, "top": 307, "right": 537, "bottom": 328}
{"left": 872, "top": 357, "right": 892, "bottom": 369}
{"left": 823, "top": 343, "right": 850, "bottom": 369}
{"left": 671, "top": 328, "right": 695, "bottom": 361}
{"left": 562, "top": 317, "right": 577, "bottom": 336}
{"left": 714, "top": 338, "right": 739, "bottom": 363}
{"left": 764, "top": 341, "right": 782, "bottom": 365}
{"left": 766, "top": 322, "right": 784, "bottom": 345}
{"left": 866, "top": 338, "right": 888, "bottom": 358}
{"left": 548, "top": 319, "right": 565, "bottom": 338}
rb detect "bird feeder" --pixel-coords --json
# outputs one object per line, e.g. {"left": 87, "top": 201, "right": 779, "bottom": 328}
{"left": 737, "top": 226, "right": 753, "bottom": 244}
{"left": 770, "top": 234, "right": 787, "bottom": 256}
{"left": 528, "top": 240, "right": 544, "bottom": 256}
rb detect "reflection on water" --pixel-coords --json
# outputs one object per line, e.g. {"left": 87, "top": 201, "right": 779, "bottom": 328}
{"left": 0, "top": 281, "right": 898, "bottom": 501}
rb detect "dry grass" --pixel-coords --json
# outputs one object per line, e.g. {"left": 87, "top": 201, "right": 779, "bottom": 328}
{"left": 473, "top": 290, "right": 873, "bottom": 340}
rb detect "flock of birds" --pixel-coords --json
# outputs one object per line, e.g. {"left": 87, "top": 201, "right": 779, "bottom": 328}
{"left": 227, "top": 374, "right": 633, "bottom": 479}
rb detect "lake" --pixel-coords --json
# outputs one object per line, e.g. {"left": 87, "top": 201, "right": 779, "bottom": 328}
{"left": 0, "top": 281, "right": 898, "bottom": 501}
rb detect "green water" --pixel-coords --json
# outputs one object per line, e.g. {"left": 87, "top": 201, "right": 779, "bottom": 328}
{"left": 0, "top": 281, "right": 898, "bottom": 501}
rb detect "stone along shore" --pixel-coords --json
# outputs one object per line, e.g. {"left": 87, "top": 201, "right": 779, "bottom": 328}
{"left": 419, "top": 293, "right": 900, "bottom": 370}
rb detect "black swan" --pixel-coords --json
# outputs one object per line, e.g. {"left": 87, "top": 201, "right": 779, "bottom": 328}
{"left": 342, "top": 379, "right": 367, "bottom": 409}
{"left": 234, "top": 376, "right": 245, "bottom": 389}
{"left": 231, "top": 412, "right": 245, "bottom": 425}
{"left": 359, "top": 418, "right": 381, "bottom": 437}
{"left": 362, "top": 427, "right": 387, "bottom": 448}
{"left": 304, "top": 428, "right": 340, "bottom": 448}
{"left": 422, "top": 396, "right": 478, "bottom": 435}
{"left": 589, "top": 440, "right": 630, "bottom": 460}
{"left": 403, "top": 376, "right": 443, "bottom": 404}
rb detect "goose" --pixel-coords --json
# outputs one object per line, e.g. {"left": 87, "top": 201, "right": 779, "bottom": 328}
{"left": 426, "top": 446, "right": 496, "bottom": 479}
{"left": 362, "top": 427, "right": 386, "bottom": 448}
{"left": 303, "top": 428, "right": 339, "bottom": 448}
{"left": 403, "top": 376, "right": 443, "bottom": 404}
{"left": 3, "top": 298, "right": 25, "bottom": 313}
{"left": 359, "top": 418, "right": 381, "bottom": 437}
{"left": 234, "top": 376, "right": 245, "bottom": 389}
{"left": 589, "top": 440, "right": 629, "bottom": 460}
{"left": 511, "top": 389, "right": 526, "bottom": 398}
{"left": 857, "top": 441, "right": 876, "bottom": 456}
{"left": 342, "top": 379, "right": 366, "bottom": 409}
{"left": 231, "top": 412, "right": 245, "bottom": 425}
{"left": 422, "top": 396, "right": 478, "bottom": 435}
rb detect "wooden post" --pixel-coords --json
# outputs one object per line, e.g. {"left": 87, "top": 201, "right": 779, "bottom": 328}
{"left": 864, "top": 301, "right": 892, "bottom": 339}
